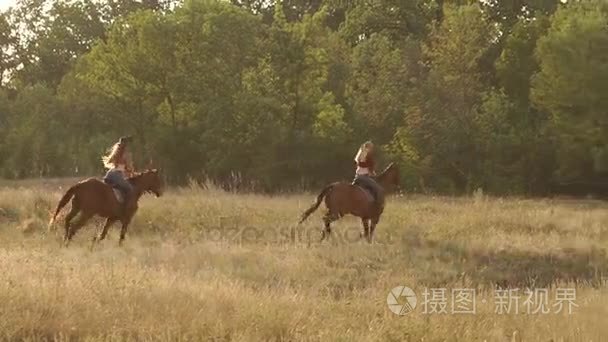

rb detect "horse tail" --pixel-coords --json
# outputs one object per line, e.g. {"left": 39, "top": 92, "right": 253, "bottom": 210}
{"left": 299, "top": 184, "right": 333, "bottom": 224}
{"left": 49, "top": 184, "right": 78, "bottom": 227}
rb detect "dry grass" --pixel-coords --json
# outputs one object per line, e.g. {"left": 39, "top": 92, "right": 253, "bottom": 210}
{"left": 0, "top": 181, "right": 606, "bottom": 341}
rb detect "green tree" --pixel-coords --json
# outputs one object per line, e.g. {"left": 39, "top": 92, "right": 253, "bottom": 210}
{"left": 494, "top": 15, "right": 554, "bottom": 193}
{"left": 79, "top": 9, "right": 178, "bottom": 174}
{"left": 347, "top": 34, "right": 418, "bottom": 145}
{"left": 496, "top": 16, "right": 550, "bottom": 106}
{"left": 78, "top": 0, "right": 267, "bottom": 182}
{"left": 482, "top": 0, "right": 558, "bottom": 29}
{"left": 0, "top": 0, "right": 600, "bottom": 195}
{"left": 400, "top": 4, "right": 497, "bottom": 193}
{"left": 9, "top": 0, "right": 106, "bottom": 87}
{"left": 257, "top": 4, "right": 350, "bottom": 186}
{"left": 339, "top": 0, "right": 434, "bottom": 43}
{"left": 532, "top": 1, "right": 608, "bottom": 182}
{"left": 0, "top": 12, "right": 17, "bottom": 88}
{"left": 2, "top": 84, "right": 69, "bottom": 178}
{"left": 169, "top": 0, "right": 265, "bottom": 182}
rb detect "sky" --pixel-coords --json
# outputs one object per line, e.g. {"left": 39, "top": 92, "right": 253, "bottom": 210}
{"left": 0, "top": 0, "right": 15, "bottom": 11}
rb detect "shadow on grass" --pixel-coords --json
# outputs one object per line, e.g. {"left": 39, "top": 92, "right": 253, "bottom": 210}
{"left": 403, "top": 233, "right": 608, "bottom": 288}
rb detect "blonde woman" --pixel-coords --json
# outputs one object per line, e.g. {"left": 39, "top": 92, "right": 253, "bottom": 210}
{"left": 102, "top": 136, "right": 135, "bottom": 210}
{"left": 353, "top": 141, "right": 382, "bottom": 204}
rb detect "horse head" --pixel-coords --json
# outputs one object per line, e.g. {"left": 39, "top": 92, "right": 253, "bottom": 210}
{"left": 377, "top": 162, "right": 400, "bottom": 192}
{"left": 130, "top": 169, "right": 163, "bottom": 197}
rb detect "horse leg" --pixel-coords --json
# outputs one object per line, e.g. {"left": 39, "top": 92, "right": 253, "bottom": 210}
{"left": 65, "top": 213, "right": 93, "bottom": 246}
{"left": 361, "top": 218, "right": 370, "bottom": 241}
{"left": 320, "top": 218, "right": 331, "bottom": 242}
{"left": 92, "top": 218, "right": 116, "bottom": 247}
{"left": 368, "top": 217, "right": 380, "bottom": 244}
{"left": 118, "top": 218, "right": 132, "bottom": 246}
{"left": 320, "top": 212, "right": 338, "bottom": 242}
{"left": 63, "top": 205, "right": 80, "bottom": 243}
{"left": 99, "top": 218, "right": 116, "bottom": 241}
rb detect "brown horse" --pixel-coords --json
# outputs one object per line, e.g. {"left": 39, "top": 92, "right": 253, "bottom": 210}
{"left": 299, "top": 163, "right": 400, "bottom": 243}
{"left": 49, "top": 169, "right": 163, "bottom": 246}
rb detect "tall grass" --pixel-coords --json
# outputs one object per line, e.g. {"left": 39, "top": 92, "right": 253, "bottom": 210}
{"left": 0, "top": 182, "right": 606, "bottom": 340}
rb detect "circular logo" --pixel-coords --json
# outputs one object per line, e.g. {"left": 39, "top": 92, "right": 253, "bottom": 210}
{"left": 387, "top": 286, "right": 417, "bottom": 315}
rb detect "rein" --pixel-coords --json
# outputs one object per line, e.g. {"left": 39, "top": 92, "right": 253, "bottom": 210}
{"left": 375, "top": 164, "right": 396, "bottom": 188}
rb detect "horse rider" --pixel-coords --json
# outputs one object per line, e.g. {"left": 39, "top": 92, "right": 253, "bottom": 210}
{"left": 102, "top": 136, "right": 135, "bottom": 213}
{"left": 353, "top": 141, "right": 383, "bottom": 210}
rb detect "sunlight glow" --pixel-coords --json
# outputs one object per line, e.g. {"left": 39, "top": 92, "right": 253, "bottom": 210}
{"left": 0, "top": 0, "right": 15, "bottom": 11}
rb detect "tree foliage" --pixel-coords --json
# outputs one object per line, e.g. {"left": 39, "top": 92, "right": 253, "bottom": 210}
{"left": 0, "top": 0, "right": 605, "bottom": 195}
{"left": 532, "top": 0, "right": 608, "bottom": 183}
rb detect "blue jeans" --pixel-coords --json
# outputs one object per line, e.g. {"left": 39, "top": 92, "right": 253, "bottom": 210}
{"left": 103, "top": 169, "right": 133, "bottom": 197}
{"left": 354, "top": 174, "right": 383, "bottom": 202}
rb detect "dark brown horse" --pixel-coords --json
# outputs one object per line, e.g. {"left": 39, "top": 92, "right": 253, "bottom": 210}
{"left": 299, "top": 163, "right": 400, "bottom": 243}
{"left": 49, "top": 169, "right": 163, "bottom": 246}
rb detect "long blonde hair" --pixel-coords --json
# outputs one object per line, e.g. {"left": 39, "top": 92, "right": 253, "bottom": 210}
{"left": 354, "top": 141, "right": 374, "bottom": 162}
{"left": 102, "top": 142, "right": 125, "bottom": 169}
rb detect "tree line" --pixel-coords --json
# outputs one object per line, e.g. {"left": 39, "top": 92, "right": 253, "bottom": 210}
{"left": 0, "top": 0, "right": 606, "bottom": 195}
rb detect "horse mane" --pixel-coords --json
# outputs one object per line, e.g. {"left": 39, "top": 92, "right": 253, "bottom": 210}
{"left": 127, "top": 172, "right": 145, "bottom": 180}
{"left": 127, "top": 169, "right": 158, "bottom": 183}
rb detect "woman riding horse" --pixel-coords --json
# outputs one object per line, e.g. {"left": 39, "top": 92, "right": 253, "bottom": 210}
{"left": 299, "top": 141, "right": 399, "bottom": 243}
{"left": 49, "top": 136, "right": 162, "bottom": 246}
{"left": 353, "top": 141, "right": 383, "bottom": 210}
{"left": 102, "top": 136, "right": 135, "bottom": 212}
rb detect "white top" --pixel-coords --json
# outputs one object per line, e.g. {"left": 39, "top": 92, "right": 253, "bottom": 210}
{"left": 356, "top": 166, "right": 370, "bottom": 176}
{"left": 354, "top": 148, "right": 370, "bottom": 175}
{"left": 105, "top": 150, "right": 132, "bottom": 173}
{"left": 112, "top": 164, "right": 126, "bottom": 172}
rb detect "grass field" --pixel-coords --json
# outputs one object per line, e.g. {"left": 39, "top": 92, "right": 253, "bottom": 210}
{"left": 0, "top": 181, "right": 606, "bottom": 341}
